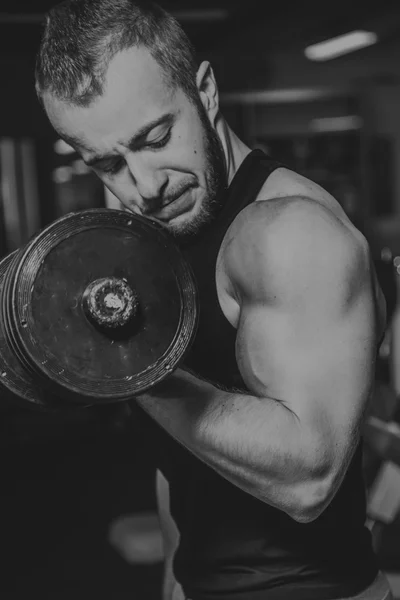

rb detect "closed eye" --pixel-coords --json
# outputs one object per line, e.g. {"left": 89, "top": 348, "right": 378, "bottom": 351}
{"left": 144, "top": 128, "right": 172, "bottom": 150}
{"left": 98, "top": 129, "right": 172, "bottom": 176}
{"left": 101, "top": 158, "right": 125, "bottom": 175}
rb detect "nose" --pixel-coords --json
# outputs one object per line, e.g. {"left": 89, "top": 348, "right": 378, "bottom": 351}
{"left": 125, "top": 153, "right": 168, "bottom": 213}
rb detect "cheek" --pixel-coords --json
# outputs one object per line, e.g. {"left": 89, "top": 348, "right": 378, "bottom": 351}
{"left": 173, "top": 113, "right": 206, "bottom": 162}
{"left": 173, "top": 133, "right": 207, "bottom": 178}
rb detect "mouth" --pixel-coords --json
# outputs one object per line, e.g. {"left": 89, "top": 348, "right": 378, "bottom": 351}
{"left": 150, "top": 187, "right": 195, "bottom": 222}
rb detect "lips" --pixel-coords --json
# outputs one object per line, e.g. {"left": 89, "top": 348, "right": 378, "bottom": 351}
{"left": 151, "top": 187, "right": 194, "bottom": 221}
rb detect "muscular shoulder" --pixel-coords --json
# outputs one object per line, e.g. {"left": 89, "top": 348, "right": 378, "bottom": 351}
{"left": 221, "top": 196, "right": 370, "bottom": 308}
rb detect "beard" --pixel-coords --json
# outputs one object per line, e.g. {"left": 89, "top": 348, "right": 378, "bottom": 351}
{"left": 165, "top": 102, "right": 228, "bottom": 244}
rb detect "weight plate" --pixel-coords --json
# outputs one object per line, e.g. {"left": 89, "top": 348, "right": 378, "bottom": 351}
{"left": 0, "top": 250, "right": 65, "bottom": 410}
{"left": 7, "top": 209, "right": 198, "bottom": 404}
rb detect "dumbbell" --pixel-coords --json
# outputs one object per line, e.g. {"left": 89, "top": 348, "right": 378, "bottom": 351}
{"left": 0, "top": 209, "right": 198, "bottom": 412}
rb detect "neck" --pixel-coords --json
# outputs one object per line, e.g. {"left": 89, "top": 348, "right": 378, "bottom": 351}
{"left": 215, "top": 116, "right": 252, "bottom": 186}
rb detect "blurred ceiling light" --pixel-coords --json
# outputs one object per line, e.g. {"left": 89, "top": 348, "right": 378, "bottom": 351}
{"left": 305, "top": 31, "right": 378, "bottom": 61}
{"left": 172, "top": 9, "right": 228, "bottom": 22}
{"left": 221, "top": 86, "right": 348, "bottom": 105}
{"left": 309, "top": 115, "right": 363, "bottom": 132}
{"left": 54, "top": 139, "right": 76, "bottom": 155}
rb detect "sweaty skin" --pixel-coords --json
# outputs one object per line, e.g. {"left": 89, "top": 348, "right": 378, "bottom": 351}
{"left": 42, "top": 45, "right": 386, "bottom": 597}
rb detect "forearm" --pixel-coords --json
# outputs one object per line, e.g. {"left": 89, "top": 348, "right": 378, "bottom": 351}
{"left": 137, "top": 369, "right": 327, "bottom": 520}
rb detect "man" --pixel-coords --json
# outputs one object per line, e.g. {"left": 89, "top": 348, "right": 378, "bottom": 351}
{"left": 35, "top": 1, "right": 392, "bottom": 599}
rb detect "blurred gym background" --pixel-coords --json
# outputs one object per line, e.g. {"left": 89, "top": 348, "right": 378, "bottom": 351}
{"left": 1, "top": 0, "right": 400, "bottom": 598}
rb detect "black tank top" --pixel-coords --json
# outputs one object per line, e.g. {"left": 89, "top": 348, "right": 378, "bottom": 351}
{"left": 135, "top": 150, "right": 379, "bottom": 600}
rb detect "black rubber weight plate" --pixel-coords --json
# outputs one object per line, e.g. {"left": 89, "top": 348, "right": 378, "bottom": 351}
{"left": 8, "top": 209, "right": 198, "bottom": 404}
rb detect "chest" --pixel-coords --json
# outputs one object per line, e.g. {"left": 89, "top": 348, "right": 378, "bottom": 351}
{"left": 181, "top": 239, "right": 244, "bottom": 388}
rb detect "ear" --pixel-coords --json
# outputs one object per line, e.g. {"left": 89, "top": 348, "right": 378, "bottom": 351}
{"left": 196, "top": 61, "right": 219, "bottom": 124}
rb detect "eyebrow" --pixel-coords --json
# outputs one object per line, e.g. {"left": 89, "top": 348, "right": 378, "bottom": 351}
{"left": 85, "top": 112, "right": 175, "bottom": 167}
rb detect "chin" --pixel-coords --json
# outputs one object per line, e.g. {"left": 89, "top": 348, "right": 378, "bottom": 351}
{"left": 166, "top": 214, "right": 196, "bottom": 238}
{"left": 163, "top": 203, "right": 195, "bottom": 230}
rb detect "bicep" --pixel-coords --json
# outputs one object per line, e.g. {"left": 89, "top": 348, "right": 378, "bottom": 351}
{"left": 232, "top": 206, "right": 378, "bottom": 475}
{"left": 236, "top": 290, "right": 376, "bottom": 439}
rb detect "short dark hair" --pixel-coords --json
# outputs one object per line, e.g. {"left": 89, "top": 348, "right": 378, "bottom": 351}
{"left": 35, "top": 0, "right": 199, "bottom": 107}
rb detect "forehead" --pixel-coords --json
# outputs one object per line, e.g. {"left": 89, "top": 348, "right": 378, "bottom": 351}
{"left": 44, "top": 46, "right": 178, "bottom": 151}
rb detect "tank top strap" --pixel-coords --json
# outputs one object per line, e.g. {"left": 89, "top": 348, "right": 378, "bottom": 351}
{"left": 219, "top": 149, "right": 285, "bottom": 231}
